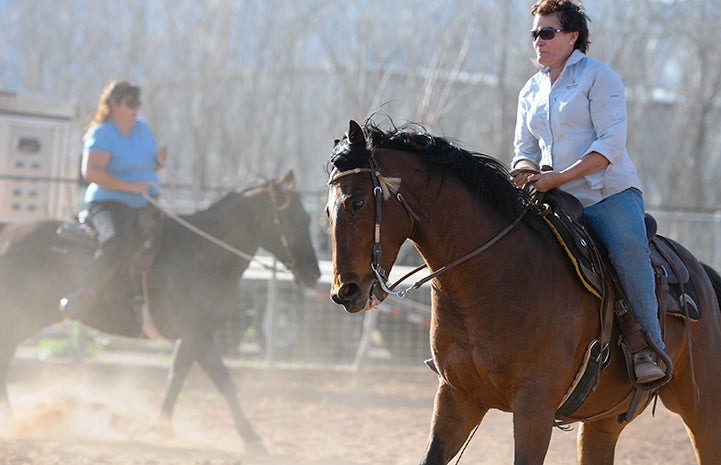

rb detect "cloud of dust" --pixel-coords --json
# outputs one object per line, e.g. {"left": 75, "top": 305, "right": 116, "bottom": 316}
{"left": 2, "top": 365, "right": 243, "bottom": 454}
{"left": 3, "top": 375, "right": 155, "bottom": 441}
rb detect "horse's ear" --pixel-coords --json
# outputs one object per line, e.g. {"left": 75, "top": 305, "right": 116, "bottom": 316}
{"left": 277, "top": 169, "right": 296, "bottom": 191}
{"left": 348, "top": 120, "right": 366, "bottom": 147}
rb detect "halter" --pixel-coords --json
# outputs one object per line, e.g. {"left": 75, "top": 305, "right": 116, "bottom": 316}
{"left": 329, "top": 156, "right": 529, "bottom": 301}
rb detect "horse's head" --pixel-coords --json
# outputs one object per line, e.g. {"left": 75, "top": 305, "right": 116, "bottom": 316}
{"left": 326, "top": 120, "right": 418, "bottom": 313}
{"left": 257, "top": 170, "right": 321, "bottom": 289}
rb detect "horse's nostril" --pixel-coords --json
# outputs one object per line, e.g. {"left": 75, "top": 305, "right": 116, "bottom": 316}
{"left": 333, "top": 282, "right": 361, "bottom": 304}
{"left": 341, "top": 283, "right": 359, "bottom": 297}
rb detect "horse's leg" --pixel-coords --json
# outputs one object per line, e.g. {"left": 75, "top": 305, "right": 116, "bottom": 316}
{"left": 191, "top": 333, "right": 266, "bottom": 453}
{"left": 509, "top": 399, "right": 556, "bottom": 465}
{"left": 661, "top": 375, "right": 721, "bottom": 465}
{"left": 679, "top": 410, "right": 721, "bottom": 465}
{"left": 158, "top": 339, "right": 195, "bottom": 425}
{"left": 420, "top": 381, "right": 487, "bottom": 465}
{"left": 576, "top": 416, "right": 627, "bottom": 465}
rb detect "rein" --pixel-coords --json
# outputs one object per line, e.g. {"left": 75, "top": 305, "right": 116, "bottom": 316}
{"left": 142, "top": 184, "right": 294, "bottom": 273}
{"left": 329, "top": 156, "right": 529, "bottom": 300}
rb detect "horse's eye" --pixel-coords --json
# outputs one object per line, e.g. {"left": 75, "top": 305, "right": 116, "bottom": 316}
{"left": 351, "top": 198, "right": 365, "bottom": 211}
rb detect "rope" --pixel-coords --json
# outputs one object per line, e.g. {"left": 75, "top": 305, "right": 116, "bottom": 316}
{"left": 453, "top": 423, "right": 479, "bottom": 465}
{"left": 142, "top": 192, "right": 278, "bottom": 272}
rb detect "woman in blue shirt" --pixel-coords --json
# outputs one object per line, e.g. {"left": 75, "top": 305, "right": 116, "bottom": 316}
{"left": 59, "top": 81, "right": 167, "bottom": 323}
{"left": 510, "top": 0, "right": 667, "bottom": 384}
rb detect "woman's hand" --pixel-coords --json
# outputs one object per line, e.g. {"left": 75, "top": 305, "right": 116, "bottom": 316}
{"left": 510, "top": 163, "right": 539, "bottom": 188}
{"left": 155, "top": 146, "right": 168, "bottom": 170}
{"left": 527, "top": 170, "right": 565, "bottom": 192}
{"left": 127, "top": 180, "right": 154, "bottom": 195}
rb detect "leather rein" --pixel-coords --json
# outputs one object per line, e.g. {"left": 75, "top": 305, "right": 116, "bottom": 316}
{"left": 328, "top": 156, "right": 530, "bottom": 301}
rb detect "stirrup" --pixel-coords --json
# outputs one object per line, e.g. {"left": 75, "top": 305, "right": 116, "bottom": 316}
{"left": 58, "top": 289, "right": 96, "bottom": 320}
{"left": 632, "top": 348, "right": 666, "bottom": 384}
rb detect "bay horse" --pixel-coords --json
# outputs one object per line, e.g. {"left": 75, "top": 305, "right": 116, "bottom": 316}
{"left": 326, "top": 120, "right": 721, "bottom": 465}
{"left": 0, "top": 170, "right": 320, "bottom": 452}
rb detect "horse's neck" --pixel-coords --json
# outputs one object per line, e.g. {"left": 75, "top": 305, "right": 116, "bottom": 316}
{"left": 180, "top": 197, "right": 261, "bottom": 262}
{"left": 414, "top": 191, "right": 513, "bottom": 270}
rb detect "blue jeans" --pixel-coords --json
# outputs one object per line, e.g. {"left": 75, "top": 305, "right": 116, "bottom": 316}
{"left": 583, "top": 188, "right": 664, "bottom": 350}
{"left": 88, "top": 201, "right": 144, "bottom": 275}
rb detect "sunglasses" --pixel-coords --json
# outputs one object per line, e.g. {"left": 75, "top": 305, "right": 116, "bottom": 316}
{"left": 531, "top": 27, "right": 564, "bottom": 41}
{"left": 124, "top": 96, "right": 141, "bottom": 109}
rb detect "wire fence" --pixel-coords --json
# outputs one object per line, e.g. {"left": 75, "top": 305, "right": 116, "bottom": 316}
{"left": 214, "top": 258, "right": 433, "bottom": 368}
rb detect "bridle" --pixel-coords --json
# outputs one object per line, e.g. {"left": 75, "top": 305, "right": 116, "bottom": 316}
{"left": 329, "top": 156, "right": 421, "bottom": 301}
{"left": 328, "top": 156, "right": 530, "bottom": 302}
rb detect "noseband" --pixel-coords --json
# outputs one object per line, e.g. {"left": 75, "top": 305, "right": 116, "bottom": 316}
{"left": 329, "top": 156, "right": 529, "bottom": 302}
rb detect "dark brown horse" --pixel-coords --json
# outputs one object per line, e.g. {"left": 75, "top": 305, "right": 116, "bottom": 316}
{"left": 0, "top": 170, "right": 320, "bottom": 452}
{"left": 326, "top": 120, "right": 721, "bottom": 465}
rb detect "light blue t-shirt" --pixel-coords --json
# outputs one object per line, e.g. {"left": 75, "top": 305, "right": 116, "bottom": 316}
{"left": 83, "top": 119, "right": 159, "bottom": 208}
{"left": 512, "top": 50, "right": 641, "bottom": 207}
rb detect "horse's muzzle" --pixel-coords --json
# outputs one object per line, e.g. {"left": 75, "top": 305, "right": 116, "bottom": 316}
{"left": 330, "top": 279, "right": 384, "bottom": 313}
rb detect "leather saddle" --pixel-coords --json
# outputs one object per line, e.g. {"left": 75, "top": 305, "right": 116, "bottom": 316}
{"left": 539, "top": 189, "right": 700, "bottom": 321}
{"left": 55, "top": 206, "right": 164, "bottom": 274}
{"left": 538, "top": 189, "right": 691, "bottom": 422}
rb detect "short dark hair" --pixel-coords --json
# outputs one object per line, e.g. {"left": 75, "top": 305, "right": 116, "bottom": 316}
{"left": 531, "top": 0, "right": 590, "bottom": 53}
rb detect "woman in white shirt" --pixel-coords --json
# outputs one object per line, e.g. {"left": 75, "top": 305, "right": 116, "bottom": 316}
{"left": 510, "top": 0, "right": 667, "bottom": 384}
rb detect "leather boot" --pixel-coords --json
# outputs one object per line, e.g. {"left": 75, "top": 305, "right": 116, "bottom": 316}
{"left": 632, "top": 348, "right": 666, "bottom": 384}
{"left": 58, "top": 288, "right": 97, "bottom": 320}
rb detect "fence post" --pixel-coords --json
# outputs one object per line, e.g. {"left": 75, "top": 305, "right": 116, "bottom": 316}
{"left": 352, "top": 309, "right": 378, "bottom": 371}
{"left": 264, "top": 258, "right": 278, "bottom": 367}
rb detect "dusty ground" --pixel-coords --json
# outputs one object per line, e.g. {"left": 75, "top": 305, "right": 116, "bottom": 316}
{"left": 1, "top": 358, "right": 698, "bottom": 465}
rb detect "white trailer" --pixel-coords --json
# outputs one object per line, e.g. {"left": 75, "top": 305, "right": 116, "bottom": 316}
{"left": 0, "top": 90, "right": 79, "bottom": 222}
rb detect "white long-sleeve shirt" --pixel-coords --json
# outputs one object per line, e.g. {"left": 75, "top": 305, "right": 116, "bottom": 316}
{"left": 512, "top": 50, "right": 641, "bottom": 207}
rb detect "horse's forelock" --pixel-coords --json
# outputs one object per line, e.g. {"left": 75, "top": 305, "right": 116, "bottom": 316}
{"left": 330, "top": 134, "right": 372, "bottom": 172}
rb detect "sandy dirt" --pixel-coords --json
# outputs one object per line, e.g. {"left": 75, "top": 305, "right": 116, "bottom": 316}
{"left": 1, "top": 359, "right": 698, "bottom": 465}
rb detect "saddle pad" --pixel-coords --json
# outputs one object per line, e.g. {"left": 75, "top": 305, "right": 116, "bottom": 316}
{"left": 55, "top": 221, "right": 97, "bottom": 249}
{"left": 542, "top": 202, "right": 700, "bottom": 321}
{"left": 542, "top": 212, "right": 603, "bottom": 299}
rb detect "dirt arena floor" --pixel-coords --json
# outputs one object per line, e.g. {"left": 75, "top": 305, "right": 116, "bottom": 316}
{"left": 1, "top": 358, "right": 698, "bottom": 465}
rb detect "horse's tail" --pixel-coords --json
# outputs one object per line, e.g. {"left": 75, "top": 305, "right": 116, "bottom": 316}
{"left": 702, "top": 263, "right": 721, "bottom": 313}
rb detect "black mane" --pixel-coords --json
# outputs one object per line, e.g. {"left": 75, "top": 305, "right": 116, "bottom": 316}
{"left": 330, "top": 120, "right": 531, "bottom": 220}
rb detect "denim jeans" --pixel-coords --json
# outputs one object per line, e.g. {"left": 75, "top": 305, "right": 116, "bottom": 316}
{"left": 85, "top": 201, "right": 144, "bottom": 287}
{"left": 583, "top": 188, "right": 664, "bottom": 350}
